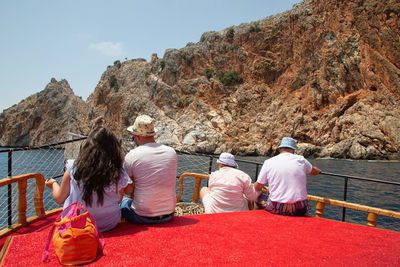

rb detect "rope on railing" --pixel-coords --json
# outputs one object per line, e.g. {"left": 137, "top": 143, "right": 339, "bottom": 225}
{"left": 320, "top": 171, "right": 400, "bottom": 186}
{"left": 0, "top": 137, "right": 87, "bottom": 153}
{"left": 320, "top": 171, "right": 400, "bottom": 222}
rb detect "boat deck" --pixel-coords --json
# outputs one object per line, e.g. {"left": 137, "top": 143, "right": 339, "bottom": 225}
{"left": 1, "top": 210, "right": 399, "bottom": 266}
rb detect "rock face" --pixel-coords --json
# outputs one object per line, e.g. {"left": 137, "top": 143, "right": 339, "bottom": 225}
{"left": 1, "top": 0, "right": 399, "bottom": 160}
{"left": 0, "top": 79, "right": 89, "bottom": 146}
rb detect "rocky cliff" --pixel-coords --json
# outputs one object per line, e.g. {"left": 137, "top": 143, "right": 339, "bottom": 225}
{"left": 0, "top": 79, "right": 89, "bottom": 146}
{"left": 1, "top": 0, "right": 399, "bottom": 160}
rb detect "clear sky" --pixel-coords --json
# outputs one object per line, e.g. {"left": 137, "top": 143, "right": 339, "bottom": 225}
{"left": 0, "top": 0, "right": 302, "bottom": 112}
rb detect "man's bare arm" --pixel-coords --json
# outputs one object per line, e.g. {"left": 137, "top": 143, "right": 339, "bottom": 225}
{"left": 309, "top": 166, "right": 322, "bottom": 176}
{"left": 254, "top": 182, "right": 265, "bottom": 191}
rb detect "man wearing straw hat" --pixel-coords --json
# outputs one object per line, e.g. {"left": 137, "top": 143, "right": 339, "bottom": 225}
{"left": 200, "top": 152, "right": 260, "bottom": 213}
{"left": 254, "top": 137, "right": 321, "bottom": 216}
{"left": 120, "top": 115, "right": 178, "bottom": 224}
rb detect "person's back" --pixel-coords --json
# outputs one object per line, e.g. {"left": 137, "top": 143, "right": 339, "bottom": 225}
{"left": 45, "top": 126, "right": 132, "bottom": 232}
{"left": 261, "top": 152, "right": 310, "bottom": 203}
{"left": 65, "top": 160, "right": 131, "bottom": 231}
{"left": 124, "top": 142, "right": 177, "bottom": 216}
{"left": 255, "top": 137, "right": 321, "bottom": 216}
{"left": 200, "top": 153, "right": 260, "bottom": 213}
{"left": 120, "top": 114, "right": 177, "bottom": 224}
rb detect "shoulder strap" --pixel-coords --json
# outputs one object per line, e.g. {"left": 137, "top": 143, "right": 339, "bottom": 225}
{"left": 62, "top": 201, "right": 80, "bottom": 218}
{"left": 85, "top": 209, "right": 105, "bottom": 251}
{"left": 78, "top": 204, "right": 105, "bottom": 251}
{"left": 41, "top": 223, "right": 56, "bottom": 262}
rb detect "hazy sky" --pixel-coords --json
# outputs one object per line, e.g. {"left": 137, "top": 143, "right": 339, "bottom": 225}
{"left": 0, "top": 0, "right": 302, "bottom": 112}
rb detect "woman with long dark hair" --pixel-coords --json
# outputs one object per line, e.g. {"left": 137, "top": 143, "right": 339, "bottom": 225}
{"left": 46, "top": 126, "right": 132, "bottom": 231}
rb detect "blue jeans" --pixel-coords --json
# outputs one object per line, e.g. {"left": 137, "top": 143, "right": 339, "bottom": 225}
{"left": 119, "top": 197, "right": 174, "bottom": 225}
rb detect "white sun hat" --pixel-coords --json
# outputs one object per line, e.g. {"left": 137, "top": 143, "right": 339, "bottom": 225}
{"left": 216, "top": 152, "right": 238, "bottom": 168}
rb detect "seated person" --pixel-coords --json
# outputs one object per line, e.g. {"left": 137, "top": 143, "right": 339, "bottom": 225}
{"left": 45, "top": 126, "right": 132, "bottom": 232}
{"left": 200, "top": 153, "right": 260, "bottom": 213}
{"left": 254, "top": 137, "right": 321, "bottom": 216}
{"left": 120, "top": 115, "right": 177, "bottom": 224}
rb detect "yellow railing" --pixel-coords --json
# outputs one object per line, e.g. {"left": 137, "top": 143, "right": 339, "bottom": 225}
{"left": 176, "top": 172, "right": 400, "bottom": 228}
{"left": 0, "top": 173, "right": 62, "bottom": 240}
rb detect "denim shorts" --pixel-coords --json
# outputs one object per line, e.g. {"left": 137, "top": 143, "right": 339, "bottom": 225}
{"left": 119, "top": 197, "right": 174, "bottom": 225}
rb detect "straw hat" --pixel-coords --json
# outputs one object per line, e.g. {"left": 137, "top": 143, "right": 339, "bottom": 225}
{"left": 127, "top": 115, "right": 158, "bottom": 136}
{"left": 217, "top": 152, "right": 238, "bottom": 168}
{"left": 277, "top": 137, "right": 298, "bottom": 150}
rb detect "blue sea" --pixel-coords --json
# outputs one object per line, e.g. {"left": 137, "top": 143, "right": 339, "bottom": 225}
{"left": 1, "top": 147, "right": 399, "bottom": 231}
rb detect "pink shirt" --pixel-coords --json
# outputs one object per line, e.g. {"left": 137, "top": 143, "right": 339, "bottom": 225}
{"left": 205, "top": 167, "right": 260, "bottom": 213}
{"left": 124, "top": 143, "right": 177, "bottom": 217}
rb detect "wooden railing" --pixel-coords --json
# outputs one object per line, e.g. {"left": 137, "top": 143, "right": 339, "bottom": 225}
{"left": 177, "top": 172, "right": 209, "bottom": 203}
{"left": 309, "top": 195, "right": 400, "bottom": 227}
{"left": 176, "top": 172, "right": 400, "bottom": 228}
{"left": 2, "top": 171, "right": 400, "bottom": 237}
{"left": 0, "top": 173, "right": 62, "bottom": 239}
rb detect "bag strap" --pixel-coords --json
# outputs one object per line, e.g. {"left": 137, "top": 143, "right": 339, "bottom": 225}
{"left": 63, "top": 201, "right": 78, "bottom": 213}
{"left": 56, "top": 201, "right": 79, "bottom": 222}
{"left": 85, "top": 209, "right": 105, "bottom": 251}
{"left": 77, "top": 204, "right": 104, "bottom": 250}
{"left": 76, "top": 204, "right": 104, "bottom": 251}
{"left": 54, "top": 212, "right": 89, "bottom": 226}
{"left": 41, "top": 223, "right": 56, "bottom": 262}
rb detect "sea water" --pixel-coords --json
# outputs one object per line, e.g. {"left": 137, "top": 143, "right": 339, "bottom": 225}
{"left": 0, "top": 148, "right": 399, "bottom": 231}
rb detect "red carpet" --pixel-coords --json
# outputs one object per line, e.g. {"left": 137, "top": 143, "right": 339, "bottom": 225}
{"left": 0, "top": 213, "right": 59, "bottom": 249}
{"left": 1, "top": 210, "right": 399, "bottom": 266}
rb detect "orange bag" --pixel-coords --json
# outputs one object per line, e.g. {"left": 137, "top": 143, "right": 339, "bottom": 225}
{"left": 42, "top": 202, "right": 104, "bottom": 265}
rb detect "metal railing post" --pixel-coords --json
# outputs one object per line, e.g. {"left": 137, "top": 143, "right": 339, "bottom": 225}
{"left": 208, "top": 156, "right": 213, "bottom": 174}
{"left": 342, "top": 177, "right": 348, "bottom": 222}
{"left": 254, "top": 164, "right": 260, "bottom": 183}
{"left": 207, "top": 156, "right": 214, "bottom": 186}
{"left": 7, "top": 150, "right": 12, "bottom": 227}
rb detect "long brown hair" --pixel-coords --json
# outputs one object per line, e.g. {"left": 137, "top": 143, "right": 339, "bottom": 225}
{"left": 73, "top": 126, "right": 124, "bottom": 206}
